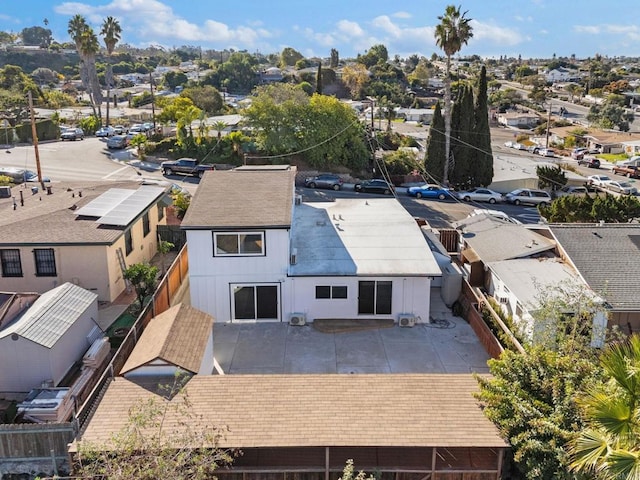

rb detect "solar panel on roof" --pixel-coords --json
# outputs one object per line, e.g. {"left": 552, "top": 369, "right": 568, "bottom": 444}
{"left": 74, "top": 189, "right": 136, "bottom": 217}
{"left": 97, "top": 186, "right": 165, "bottom": 226}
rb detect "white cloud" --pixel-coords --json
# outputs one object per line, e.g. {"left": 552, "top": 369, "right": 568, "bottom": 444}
{"left": 392, "top": 11, "right": 411, "bottom": 19}
{"left": 469, "top": 20, "right": 523, "bottom": 46}
{"left": 574, "top": 25, "right": 601, "bottom": 34}
{"left": 336, "top": 20, "right": 365, "bottom": 38}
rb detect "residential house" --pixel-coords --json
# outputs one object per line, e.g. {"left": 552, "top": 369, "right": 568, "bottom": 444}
{"left": 257, "top": 67, "right": 284, "bottom": 83}
{"left": 0, "top": 181, "right": 171, "bottom": 302}
{"left": 75, "top": 374, "right": 507, "bottom": 477}
{"left": 544, "top": 67, "right": 579, "bottom": 83}
{"left": 181, "top": 166, "right": 441, "bottom": 324}
{"left": 583, "top": 131, "right": 640, "bottom": 154}
{"left": 396, "top": 108, "right": 434, "bottom": 124}
{"left": 121, "top": 303, "right": 215, "bottom": 379}
{"left": 550, "top": 224, "right": 640, "bottom": 333}
{"left": 496, "top": 111, "right": 540, "bottom": 128}
{"left": 0, "top": 282, "right": 99, "bottom": 393}
{"left": 620, "top": 139, "right": 640, "bottom": 156}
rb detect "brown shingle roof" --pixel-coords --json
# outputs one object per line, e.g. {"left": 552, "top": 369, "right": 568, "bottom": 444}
{"left": 181, "top": 167, "right": 296, "bottom": 229}
{"left": 121, "top": 303, "right": 214, "bottom": 375}
{"left": 80, "top": 374, "right": 506, "bottom": 449}
{"left": 0, "top": 181, "right": 150, "bottom": 245}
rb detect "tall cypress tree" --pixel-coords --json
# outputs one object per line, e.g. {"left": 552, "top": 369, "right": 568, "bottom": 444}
{"left": 316, "top": 63, "right": 323, "bottom": 94}
{"left": 424, "top": 102, "right": 446, "bottom": 183}
{"left": 473, "top": 65, "right": 494, "bottom": 186}
{"left": 450, "top": 84, "right": 475, "bottom": 188}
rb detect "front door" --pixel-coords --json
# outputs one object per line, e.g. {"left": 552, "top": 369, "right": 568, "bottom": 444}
{"left": 231, "top": 284, "right": 280, "bottom": 321}
{"left": 358, "top": 281, "right": 392, "bottom": 315}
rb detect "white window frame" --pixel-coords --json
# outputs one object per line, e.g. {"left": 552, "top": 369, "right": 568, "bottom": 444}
{"left": 213, "top": 231, "right": 265, "bottom": 257}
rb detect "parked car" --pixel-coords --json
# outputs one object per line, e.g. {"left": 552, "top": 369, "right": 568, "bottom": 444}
{"left": 468, "top": 209, "right": 522, "bottom": 224}
{"left": 556, "top": 185, "right": 589, "bottom": 197}
{"left": 455, "top": 187, "right": 503, "bottom": 204}
{"left": 504, "top": 141, "right": 514, "bottom": 148}
{"left": 504, "top": 188, "right": 551, "bottom": 206}
{"left": 538, "top": 148, "right": 555, "bottom": 157}
{"left": 0, "top": 167, "right": 50, "bottom": 183}
{"left": 571, "top": 148, "right": 588, "bottom": 160}
{"left": 354, "top": 179, "right": 394, "bottom": 195}
{"left": 95, "top": 126, "right": 115, "bottom": 137}
{"left": 611, "top": 164, "right": 640, "bottom": 178}
{"left": 407, "top": 184, "right": 453, "bottom": 200}
{"left": 107, "top": 135, "right": 129, "bottom": 149}
{"left": 528, "top": 145, "right": 540, "bottom": 154}
{"left": 606, "top": 180, "right": 638, "bottom": 195}
{"left": 113, "top": 125, "right": 126, "bottom": 135}
{"left": 577, "top": 157, "right": 601, "bottom": 168}
{"left": 586, "top": 175, "right": 612, "bottom": 189}
{"left": 128, "top": 124, "right": 145, "bottom": 135}
{"left": 161, "top": 158, "right": 215, "bottom": 178}
{"left": 304, "top": 174, "right": 343, "bottom": 190}
{"left": 514, "top": 143, "right": 528, "bottom": 151}
{"left": 61, "top": 127, "right": 84, "bottom": 141}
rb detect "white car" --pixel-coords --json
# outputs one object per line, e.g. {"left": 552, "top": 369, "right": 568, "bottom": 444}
{"left": 504, "top": 141, "right": 514, "bottom": 148}
{"left": 556, "top": 185, "right": 589, "bottom": 197}
{"left": 587, "top": 175, "right": 612, "bottom": 188}
{"left": 95, "top": 126, "right": 115, "bottom": 137}
{"left": 455, "top": 187, "right": 503, "bottom": 204}
{"left": 538, "top": 148, "right": 556, "bottom": 157}
{"left": 607, "top": 181, "right": 638, "bottom": 195}
{"left": 468, "top": 209, "right": 522, "bottom": 224}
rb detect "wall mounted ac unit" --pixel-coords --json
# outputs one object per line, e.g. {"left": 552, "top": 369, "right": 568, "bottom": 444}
{"left": 290, "top": 248, "right": 298, "bottom": 265}
{"left": 398, "top": 314, "right": 416, "bottom": 328}
{"left": 294, "top": 194, "right": 303, "bottom": 205}
{"left": 289, "top": 313, "right": 306, "bottom": 326}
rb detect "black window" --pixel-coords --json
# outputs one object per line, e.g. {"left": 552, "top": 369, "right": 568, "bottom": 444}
{"left": 34, "top": 248, "right": 56, "bottom": 277}
{"left": 157, "top": 203, "right": 164, "bottom": 221}
{"left": 358, "top": 281, "right": 392, "bottom": 315}
{"left": 125, "top": 230, "right": 133, "bottom": 255}
{"left": 0, "top": 249, "right": 22, "bottom": 277}
{"left": 142, "top": 212, "right": 150, "bottom": 237}
{"left": 332, "top": 286, "right": 348, "bottom": 299}
{"left": 316, "top": 286, "right": 331, "bottom": 299}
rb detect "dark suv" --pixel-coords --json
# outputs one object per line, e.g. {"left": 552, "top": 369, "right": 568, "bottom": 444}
{"left": 577, "top": 157, "right": 601, "bottom": 168}
{"left": 304, "top": 174, "right": 343, "bottom": 191}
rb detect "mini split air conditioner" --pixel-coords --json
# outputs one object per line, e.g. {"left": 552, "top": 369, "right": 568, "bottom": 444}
{"left": 289, "top": 313, "right": 306, "bottom": 326}
{"left": 398, "top": 314, "right": 416, "bottom": 328}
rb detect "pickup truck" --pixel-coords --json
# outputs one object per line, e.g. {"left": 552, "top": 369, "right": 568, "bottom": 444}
{"left": 161, "top": 158, "right": 214, "bottom": 178}
{"left": 611, "top": 164, "right": 640, "bottom": 178}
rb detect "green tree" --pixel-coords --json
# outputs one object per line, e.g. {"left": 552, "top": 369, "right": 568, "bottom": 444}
{"left": 471, "top": 65, "right": 494, "bottom": 187}
{"left": 21, "top": 26, "right": 52, "bottom": 47}
{"left": 316, "top": 63, "right": 323, "bottom": 94}
{"left": 537, "top": 165, "right": 567, "bottom": 194}
{"left": 330, "top": 48, "right": 339, "bottom": 68}
{"left": 164, "top": 70, "right": 188, "bottom": 91}
{"left": 424, "top": 101, "right": 446, "bottom": 183}
{"left": 156, "top": 96, "right": 197, "bottom": 124}
{"left": 129, "top": 133, "right": 148, "bottom": 160}
{"left": 68, "top": 15, "right": 102, "bottom": 117}
{"left": 450, "top": 83, "right": 475, "bottom": 187}
{"left": 357, "top": 44, "right": 389, "bottom": 68}
{"left": 75, "top": 375, "right": 234, "bottom": 479}
{"left": 100, "top": 16, "right": 122, "bottom": 127}
{"left": 588, "top": 102, "right": 635, "bottom": 131}
{"left": 539, "top": 194, "right": 640, "bottom": 224}
{"left": 172, "top": 191, "right": 191, "bottom": 220}
{"left": 434, "top": 4, "right": 474, "bottom": 186}
{"left": 569, "top": 334, "right": 640, "bottom": 480}
{"left": 341, "top": 63, "right": 369, "bottom": 99}
{"left": 181, "top": 85, "right": 224, "bottom": 114}
{"left": 123, "top": 263, "right": 158, "bottom": 310}
{"left": 279, "top": 47, "right": 303, "bottom": 67}
{"left": 339, "top": 459, "right": 376, "bottom": 480}
{"left": 383, "top": 149, "right": 418, "bottom": 175}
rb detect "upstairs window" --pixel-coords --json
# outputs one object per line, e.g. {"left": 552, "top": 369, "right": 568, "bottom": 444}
{"left": 142, "top": 212, "right": 150, "bottom": 237}
{"left": 34, "top": 248, "right": 56, "bottom": 277}
{"left": 214, "top": 232, "right": 265, "bottom": 256}
{"left": 315, "top": 285, "right": 348, "bottom": 299}
{"left": 0, "top": 249, "right": 22, "bottom": 277}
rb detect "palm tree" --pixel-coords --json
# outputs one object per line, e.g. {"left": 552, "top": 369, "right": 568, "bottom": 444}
{"left": 68, "top": 15, "right": 101, "bottom": 117}
{"left": 569, "top": 335, "right": 640, "bottom": 480}
{"left": 434, "top": 5, "right": 473, "bottom": 186}
{"left": 100, "top": 16, "right": 122, "bottom": 128}
{"left": 212, "top": 120, "right": 227, "bottom": 140}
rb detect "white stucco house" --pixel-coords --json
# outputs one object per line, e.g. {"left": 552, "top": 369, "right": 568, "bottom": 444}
{"left": 181, "top": 166, "right": 441, "bottom": 325}
{"left": 0, "top": 282, "right": 99, "bottom": 393}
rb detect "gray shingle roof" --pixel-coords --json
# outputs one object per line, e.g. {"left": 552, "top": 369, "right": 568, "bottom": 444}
{"left": 0, "top": 181, "right": 153, "bottom": 245}
{"left": 181, "top": 167, "right": 296, "bottom": 229}
{"left": 550, "top": 224, "right": 640, "bottom": 310}
{"left": 81, "top": 374, "right": 507, "bottom": 449}
{"left": 0, "top": 282, "right": 97, "bottom": 348}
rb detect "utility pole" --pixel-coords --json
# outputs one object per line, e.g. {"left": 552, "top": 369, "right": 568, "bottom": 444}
{"left": 149, "top": 72, "right": 156, "bottom": 130}
{"left": 27, "top": 91, "right": 45, "bottom": 189}
{"left": 545, "top": 101, "right": 552, "bottom": 149}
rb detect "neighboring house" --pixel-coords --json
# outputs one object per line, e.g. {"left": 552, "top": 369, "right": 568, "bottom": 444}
{"left": 550, "top": 224, "right": 640, "bottom": 333}
{"left": 487, "top": 258, "right": 607, "bottom": 346}
{"left": 544, "top": 67, "right": 579, "bottom": 83}
{"left": 0, "top": 282, "right": 99, "bottom": 393}
{"left": 396, "top": 108, "right": 434, "bottom": 124}
{"left": 121, "top": 303, "right": 215, "bottom": 379}
{"left": 496, "top": 111, "right": 539, "bottom": 128}
{"left": 181, "top": 166, "right": 441, "bottom": 324}
{"left": 257, "top": 67, "right": 283, "bottom": 83}
{"left": 583, "top": 131, "right": 640, "bottom": 154}
{"left": 203, "top": 114, "right": 243, "bottom": 135}
{"left": 76, "top": 374, "right": 507, "bottom": 477}
{"left": 620, "top": 139, "right": 640, "bottom": 156}
{"left": 0, "top": 181, "right": 171, "bottom": 302}
{"left": 453, "top": 214, "right": 556, "bottom": 287}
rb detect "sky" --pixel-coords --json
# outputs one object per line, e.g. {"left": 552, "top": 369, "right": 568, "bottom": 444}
{"left": 1, "top": 0, "right": 640, "bottom": 60}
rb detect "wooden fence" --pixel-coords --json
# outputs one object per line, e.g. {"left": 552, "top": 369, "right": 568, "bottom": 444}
{"left": 0, "top": 422, "right": 76, "bottom": 463}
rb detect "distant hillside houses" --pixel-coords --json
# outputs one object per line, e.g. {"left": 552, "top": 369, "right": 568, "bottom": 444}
{"left": 544, "top": 67, "right": 581, "bottom": 84}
